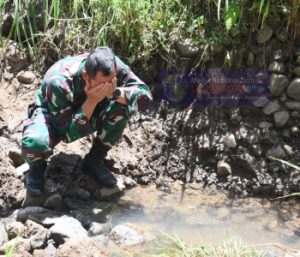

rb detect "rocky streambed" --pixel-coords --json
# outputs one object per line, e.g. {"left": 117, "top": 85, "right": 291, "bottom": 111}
{"left": 0, "top": 39, "right": 300, "bottom": 255}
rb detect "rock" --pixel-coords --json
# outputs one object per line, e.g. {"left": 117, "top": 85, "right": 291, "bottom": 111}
{"left": 88, "top": 222, "right": 111, "bottom": 236}
{"left": 285, "top": 101, "right": 300, "bottom": 111}
{"left": 282, "top": 129, "right": 291, "bottom": 139}
{"left": 5, "top": 221, "right": 25, "bottom": 239}
{"left": 92, "top": 235, "right": 109, "bottom": 246}
{"left": 44, "top": 194, "right": 64, "bottom": 210}
{"left": 294, "top": 67, "right": 300, "bottom": 76}
{"left": 0, "top": 237, "right": 31, "bottom": 255}
{"left": 17, "top": 71, "right": 35, "bottom": 84}
{"left": 252, "top": 96, "right": 270, "bottom": 107}
{"left": 275, "top": 27, "right": 286, "bottom": 42}
{"left": 262, "top": 100, "right": 281, "bottom": 115}
{"left": 259, "top": 122, "right": 273, "bottom": 129}
{"left": 247, "top": 52, "right": 255, "bottom": 67}
{"left": 268, "top": 62, "right": 285, "bottom": 74}
{"left": 0, "top": 223, "right": 7, "bottom": 246}
{"left": 287, "top": 78, "right": 300, "bottom": 100}
{"left": 257, "top": 25, "right": 273, "bottom": 44}
{"left": 217, "top": 161, "right": 232, "bottom": 177}
{"left": 296, "top": 56, "right": 300, "bottom": 65}
{"left": 272, "top": 49, "right": 283, "bottom": 61}
{"left": 295, "top": 47, "right": 300, "bottom": 57}
{"left": 273, "top": 111, "right": 289, "bottom": 127}
{"left": 269, "top": 74, "right": 289, "bottom": 97}
{"left": 110, "top": 225, "right": 144, "bottom": 246}
{"left": 95, "top": 179, "right": 125, "bottom": 198}
{"left": 57, "top": 236, "right": 107, "bottom": 257}
{"left": 15, "top": 163, "right": 30, "bottom": 177}
{"left": 23, "top": 220, "right": 48, "bottom": 250}
{"left": 17, "top": 207, "right": 62, "bottom": 224}
{"left": 49, "top": 216, "right": 87, "bottom": 244}
{"left": 251, "top": 145, "right": 262, "bottom": 157}
{"left": 8, "top": 148, "right": 24, "bottom": 167}
{"left": 224, "top": 133, "right": 236, "bottom": 148}
{"left": 32, "top": 243, "right": 57, "bottom": 257}
{"left": 267, "top": 146, "right": 286, "bottom": 159}
{"left": 291, "top": 126, "right": 300, "bottom": 134}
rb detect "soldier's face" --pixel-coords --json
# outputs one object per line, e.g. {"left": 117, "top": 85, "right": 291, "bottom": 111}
{"left": 83, "top": 66, "right": 116, "bottom": 88}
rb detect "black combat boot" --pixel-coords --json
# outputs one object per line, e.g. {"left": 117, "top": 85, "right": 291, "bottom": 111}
{"left": 25, "top": 160, "right": 47, "bottom": 196}
{"left": 82, "top": 139, "right": 117, "bottom": 187}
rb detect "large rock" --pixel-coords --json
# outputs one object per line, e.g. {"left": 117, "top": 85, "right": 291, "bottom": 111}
{"left": 287, "top": 78, "right": 300, "bottom": 100}
{"left": 43, "top": 194, "right": 64, "bottom": 210}
{"left": 17, "top": 207, "right": 63, "bottom": 224}
{"left": 23, "top": 220, "right": 48, "bottom": 250}
{"left": 285, "top": 101, "right": 300, "bottom": 111}
{"left": 262, "top": 100, "right": 281, "bottom": 115}
{"left": 57, "top": 236, "right": 107, "bottom": 257}
{"left": 32, "top": 243, "right": 57, "bottom": 257}
{"left": 217, "top": 161, "right": 232, "bottom": 177}
{"left": 88, "top": 222, "right": 111, "bottom": 236}
{"left": 269, "top": 74, "right": 289, "bottom": 96}
{"left": 0, "top": 237, "right": 31, "bottom": 255}
{"left": 268, "top": 62, "right": 285, "bottom": 74}
{"left": 274, "top": 111, "right": 289, "bottom": 127}
{"left": 8, "top": 148, "right": 25, "bottom": 167}
{"left": 110, "top": 225, "right": 144, "bottom": 246}
{"left": 17, "top": 71, "right": 36, "bottom": 84}
{"left": 257, "top": 25, "right": 273, "bottom": 44}
{"left": 49, "top": 216, "right": 87, "bottom": 244}
{"left": 95, "top": 179, "right": 125, "bottom": 198}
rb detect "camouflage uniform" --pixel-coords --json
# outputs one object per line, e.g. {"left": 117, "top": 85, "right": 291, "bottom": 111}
{"left": 22, "top": 53, "right": 153, "bottom": 165}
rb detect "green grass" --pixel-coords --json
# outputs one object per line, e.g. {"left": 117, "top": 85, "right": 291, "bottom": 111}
{"left": 0, "top": 0, "right": 299, "bottom": 72}
{"left": 152, "top": 234, "right": 266, "bottom": 257}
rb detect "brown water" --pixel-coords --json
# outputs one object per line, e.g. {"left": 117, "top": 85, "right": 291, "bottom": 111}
{"left": 111, "top": 181, "right": 300, "bottom": 252}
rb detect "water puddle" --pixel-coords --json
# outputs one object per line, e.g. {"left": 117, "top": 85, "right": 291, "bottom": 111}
{"left": 111, "top": 182, "right": 300, "bottom": 253}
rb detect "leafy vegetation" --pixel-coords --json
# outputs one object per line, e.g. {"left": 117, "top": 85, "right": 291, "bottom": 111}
{"left": 0, "top": 0, "right": 299, "bottom": 72}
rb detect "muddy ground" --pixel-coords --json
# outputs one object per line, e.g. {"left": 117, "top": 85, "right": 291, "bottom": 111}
{"left": 0, "top": 41, "right": 300, "bottom": 216}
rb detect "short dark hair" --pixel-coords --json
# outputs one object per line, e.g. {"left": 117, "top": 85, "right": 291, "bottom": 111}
{"left": 85, "top": 46, "right": 115, "bottom": 79}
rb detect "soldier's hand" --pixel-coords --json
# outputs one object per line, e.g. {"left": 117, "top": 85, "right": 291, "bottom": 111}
{"left": 84, "top": 82, "right": 109, "bottom": 104}
{"left": 106, "top": 77, "right": 117, "bottom": 99}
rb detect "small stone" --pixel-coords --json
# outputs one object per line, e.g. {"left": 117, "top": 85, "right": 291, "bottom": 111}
{"left": 8, "top": 148, "right": 24, "bottom": 167}
{"left": 268, "top": 62, "right": 285, "bottom": 74}
{"left": 296, "top": 56, "right": 300, "bottom": 65}
{"left": 294, "top": 67, "right": 300, "bottom": 76}
{"left": 262, "top": 100, "right": 281, "bottom": 115}
{"left": 110, "top": 225, "right": 144, "bottom": 246}
{"left": 251, "top": 145, "right": 262, "bottom": 157}
{"left": 44, "top": 194, "right": 64, "bottom": 210}
{"left": 285, "top": 101, "right": 300, "bottom": 111}
{"left": 5, "top": 221, "right": 25, "bottom": 239}
{"left": 283, "top": 145, "right": 294, "bottom": 155}
{"left": 287, "top": 78, "right": 300, "bottom": 100}
{"left": 224, "top": 133, "right": 236, "bottom": 148}
{"left": 257, "top": 25, "right": 273, "bottom": 44}
{"left": 282, "top": 129, "right": 291, "bottom": 138}
{"left": 259, "top": 121, "right": 273, "bottom": 129}
{"left": 267, "top": 146, "right": 286, "bottom": 159}
{"left": 269, "top": 74, "right": 289, "bottom": 97}
{"left": 274, "top": 111, "right": 289, "bottom": 127}
{"left": 291, "top": 126, "right": 299, "bottom": 134}
{"left": 88, "top": 222, "right": 111, "bottom": 236}
{"left": 252, "top": 96, "right": 270, "bottom": 107}
{"left": 272, "top": 49, "right": 283, "bottom": 61}
{"left": 17, "top": 71, "right": 35, "bottom": 84}
{"left": 275, "top": 27, "right": 286, "bottom": 42}
{"left": 217, "top": 161, "right": 232, "bottom": 177}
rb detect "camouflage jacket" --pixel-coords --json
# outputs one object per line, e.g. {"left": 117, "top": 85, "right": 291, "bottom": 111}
{"left": 34, "top": 53, "right": 153, "bottom": 142}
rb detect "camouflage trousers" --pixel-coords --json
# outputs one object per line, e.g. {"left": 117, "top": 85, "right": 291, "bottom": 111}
{"left": 21, "top": 100, "right": 129, "bottom": 165}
